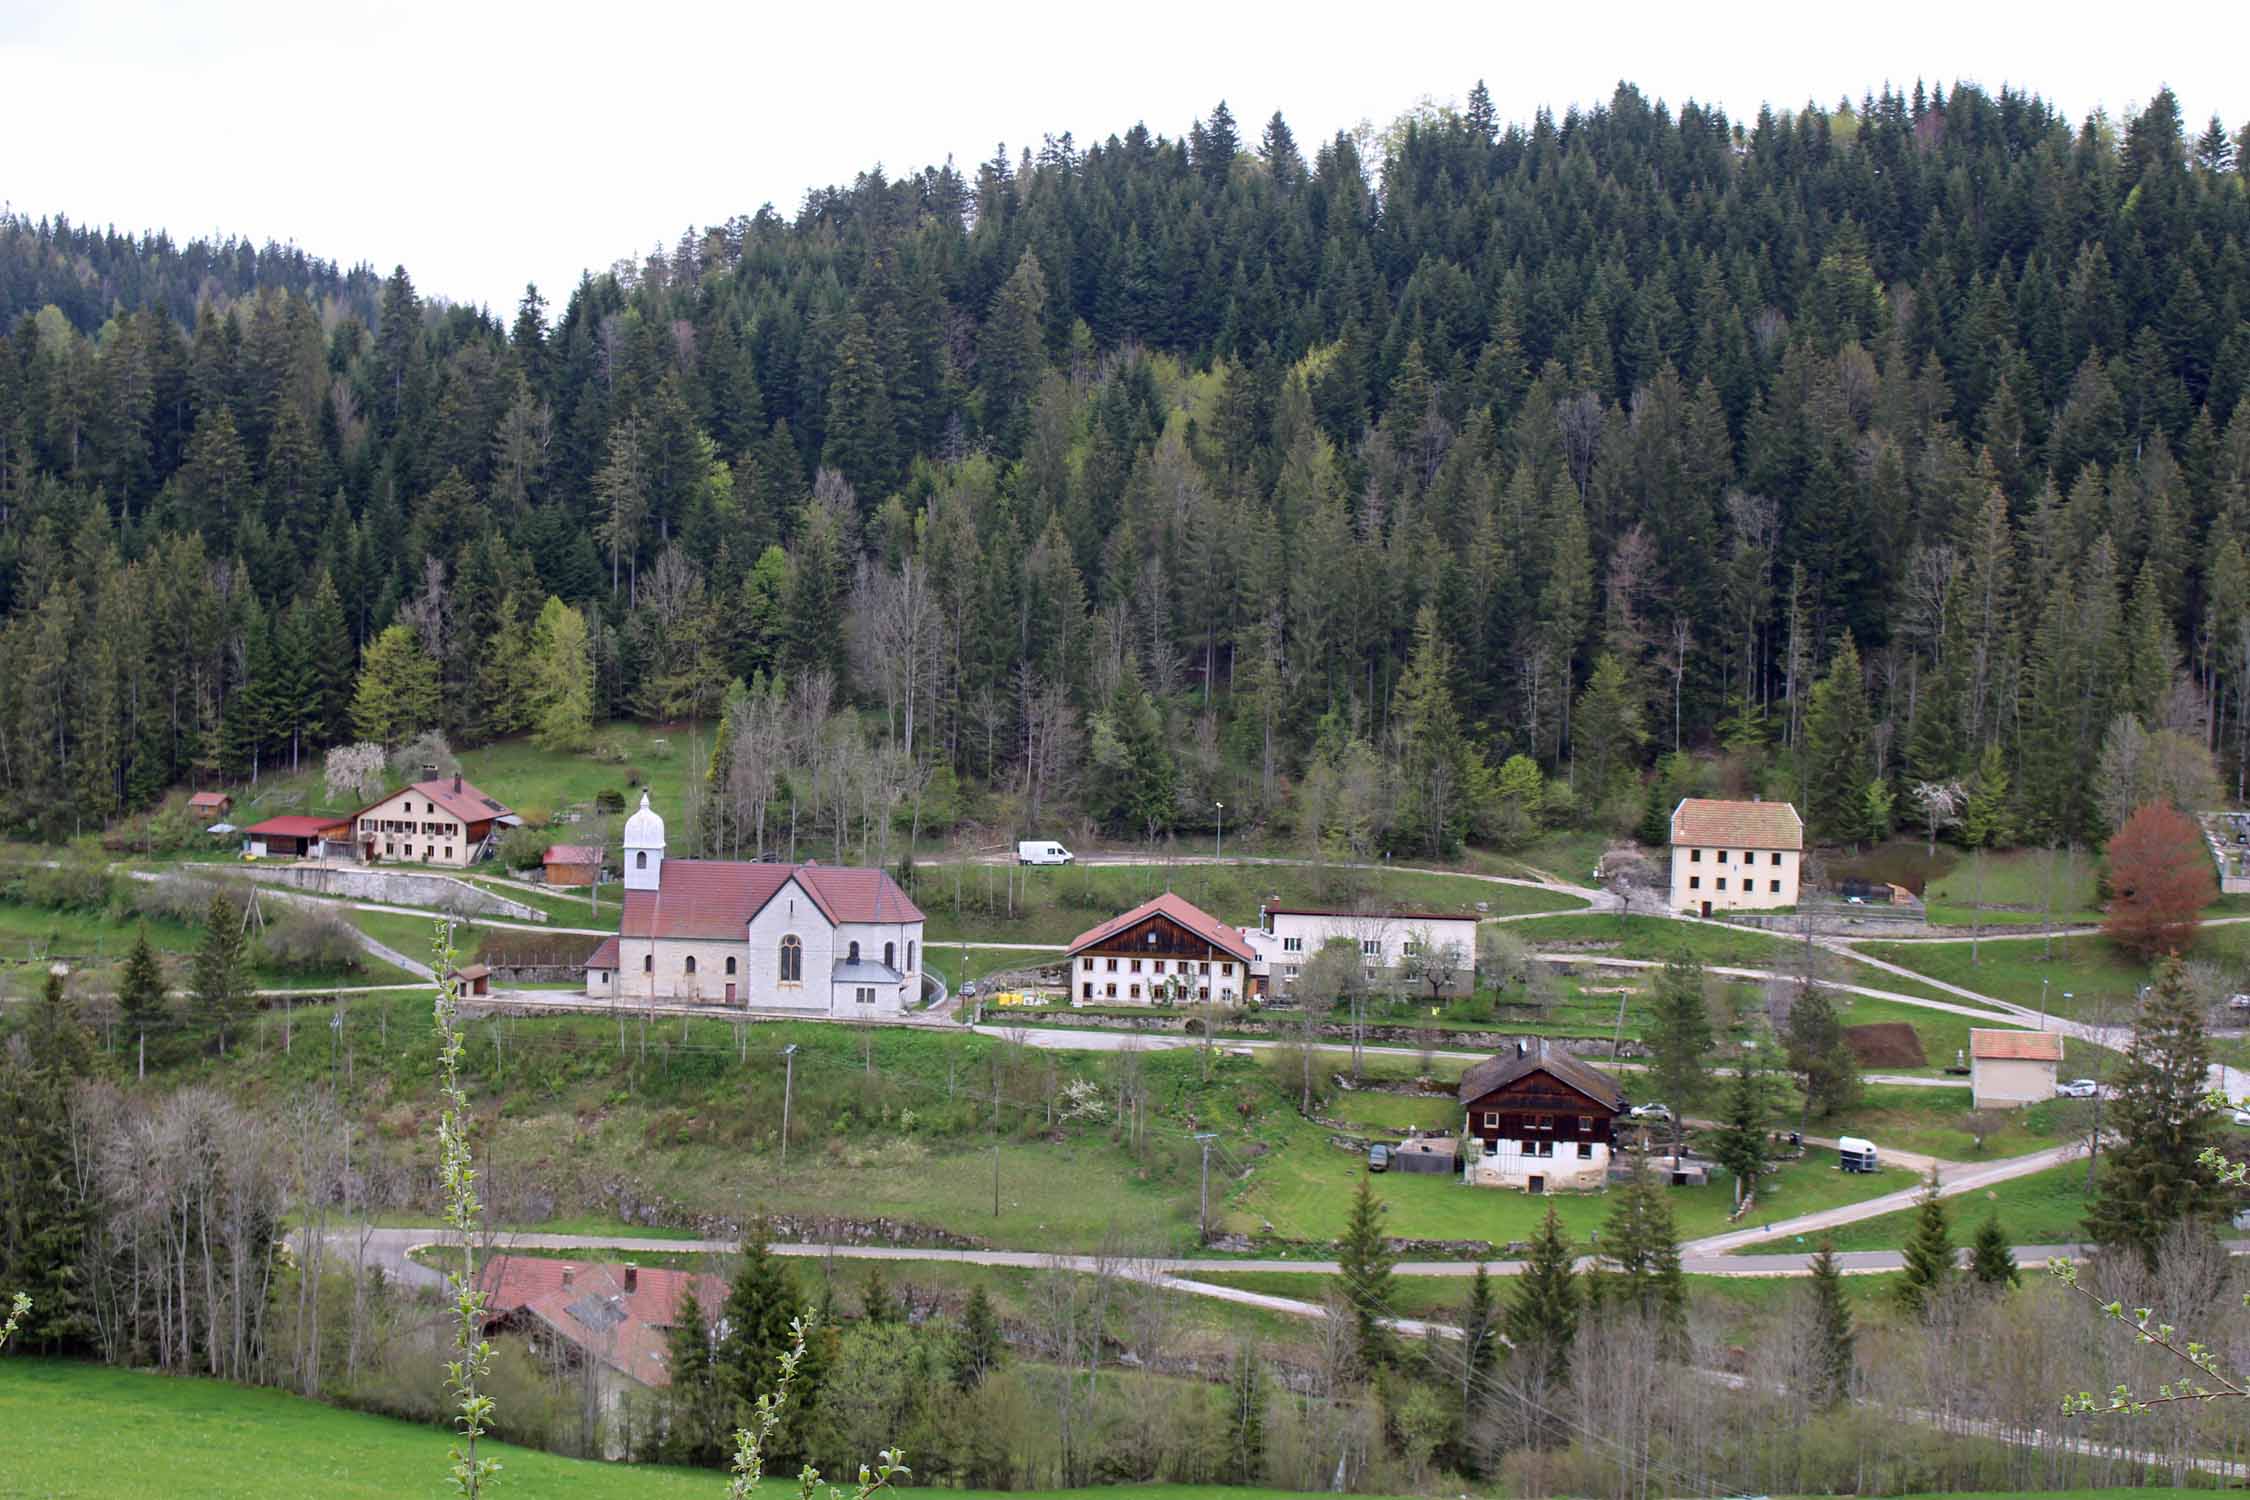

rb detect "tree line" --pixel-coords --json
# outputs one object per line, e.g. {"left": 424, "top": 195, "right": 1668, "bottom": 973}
{"left": 2, "top": 81, "right": 2249, "bottom": 850}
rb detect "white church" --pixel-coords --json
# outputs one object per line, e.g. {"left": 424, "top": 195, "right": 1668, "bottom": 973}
{"left": 582, "top": 793, "right": 928, "bottom": 1016}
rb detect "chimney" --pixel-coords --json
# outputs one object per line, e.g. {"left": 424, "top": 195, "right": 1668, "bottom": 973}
{"left": 561, "top": 1264, "right": 576, "bottom": 1288}
{"left": 623, "top": 1263, "right": 639, "bottom": 1294}
{"left": 453, "top": 772, "right": 463, "bottom": 794}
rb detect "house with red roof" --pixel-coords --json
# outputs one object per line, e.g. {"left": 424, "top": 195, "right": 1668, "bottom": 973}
{"left": 584, "top": 793, "right": 925, "bottom": 1015}
{"left": 1063, "top": 891, "right": 1256, "bottom": 1005}
{"left": 345, "top": 773, "right": 516, "bottom": 866}
{"left": 476, "top": 1254, "right": 726, "bottom": 1457}
{"left": 240, "top": 814, "right": 350, "bottom": 858}
{"left": 1668, "top": 797, "right": 1804, "bottom": 916}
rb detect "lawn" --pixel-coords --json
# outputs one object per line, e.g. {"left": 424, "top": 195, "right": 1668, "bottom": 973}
{"left": 0, "top": 893, "right": 420, "bottom": 991}
{"left": 1322, "top": 1091, "right": 1459, "bottom": 1133}
{"left": 1509, "top": 913, "right": 1828, "bottom": 971}
{"left": 0, "top": 1360, "right": 1358, "bottom": 1500}
{"left": 1464, "top": 828, "right": 1612, "bottom": 887}
{"left": 1923, "top": 846, "right": 2104, "bottom": 927}
{"left": 1809, "top": 1161, "right": 2096, "bottom": 1253}
{"left": 1823, "top": 991, "right": 2022, "bottom": 1073}
{"left": 1821, "top": 1084, "right": 2072, "bottom": 1161}
{"left": 915, "top": 860, "right": 1585, "bottom": 947}
{"left": 1852, "top": 934, "right": 2155, "bottom": 1021}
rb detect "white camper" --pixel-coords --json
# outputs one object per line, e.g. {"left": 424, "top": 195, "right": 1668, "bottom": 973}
{"left": 1017, "top": 840, "right": 1074, "bottom": 866}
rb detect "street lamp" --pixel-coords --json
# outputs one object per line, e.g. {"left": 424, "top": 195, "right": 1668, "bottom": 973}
{"left": 1214, "top": 802, "right": 1224, "bottom": 863}
{"left": 779, "top": 1044, "right": 800, "bottom": 1173}
{"left": 2041, "top": 977, "right": 2049, "bottom": 1027}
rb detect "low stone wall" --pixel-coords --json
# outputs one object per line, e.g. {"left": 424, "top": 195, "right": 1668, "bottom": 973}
{"left": 1007, "top": 1008, "right": 1623, "bottom": 1055}
{"left": 233, "top": 863, "right": 546, "bottom": 921}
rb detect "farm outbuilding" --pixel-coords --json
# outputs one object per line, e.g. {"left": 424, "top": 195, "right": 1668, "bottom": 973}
{"left": 187, "top": 791, "right": 232, "bottom": 821}
{"left": 1970, "top": 1028, "right": 2063, "bottom": 1108}
{"left": 241, "top": 815, "right": 349, "bottom": 859}
{"left": 544, "top": 844, "right": 603, "bottom": 887}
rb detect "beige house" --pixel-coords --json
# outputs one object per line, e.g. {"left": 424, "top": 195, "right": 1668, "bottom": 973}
{"left": 1970, "top": 1028, "right": 2063, "bottom": 1108}
{"left": 1668, "top": 798, "right": 1804, "bottom": 915}
{"left": 349, "top": 774, "right": 513, "bottom": 866}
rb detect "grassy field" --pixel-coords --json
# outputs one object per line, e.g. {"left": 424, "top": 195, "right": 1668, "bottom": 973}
{"left": 1824, "top": 992, "right": 2021, "bottom": 1074}
{"left": 1852, "top": 933, "right": 2155, "bottom": 1021}
{"left": 1823, "top": 1084, "right": 2073, "bottom": 1161}
{"left": 0, "top": 892, "right": 420, "bottom": 993}
{"left": 913, "top": 860, "right": 1585, "bottom": 947}
{"left": 1509, "top": 913, "right": 1830, "bottom": 971}
{"left": 1322, "top": 1090, "right": 1459, "bottom": 1133}
{"left": 0, "top": 1360, "right": 1363, "bottom": 1500}
{"left": 1809, "top": 1161, "right": 2095, "bottom": 1253}
{"left": 1923, "top": 847, "right": 2104, "bottom": 927}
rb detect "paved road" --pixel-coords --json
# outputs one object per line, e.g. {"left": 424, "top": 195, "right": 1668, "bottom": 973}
{"left": 1683, "top": 1142, "right": 2085, "bottom": 1256}
{"left": 923, "top": 851, "right": 1616, "bottom": 913}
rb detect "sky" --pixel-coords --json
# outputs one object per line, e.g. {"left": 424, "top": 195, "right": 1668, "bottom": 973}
{"left": 4, "top": 0, "right": 2245, "bottom": 316}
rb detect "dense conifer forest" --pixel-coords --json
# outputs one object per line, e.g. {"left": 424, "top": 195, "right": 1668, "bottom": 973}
{"left": 3, "top": 81, "right": 2249, "bottom": 850}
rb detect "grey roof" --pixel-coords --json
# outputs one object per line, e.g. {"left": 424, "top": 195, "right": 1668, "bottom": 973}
{"left": 831, "top": 959, "right": 904, "bottom": 984}
{"left": 1457, "top": 1047, "right": 1628, "bottom": 1112}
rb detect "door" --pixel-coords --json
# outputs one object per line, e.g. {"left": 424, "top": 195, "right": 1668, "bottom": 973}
{"left": 725, "top": 983, "right": 737, "bottom": 1004}
{"left": 1527, "top": 1175, "right": 1545, "bottom": 1195}
{"left": 1700, "top": 900, "right": 1711, "bottom": 918}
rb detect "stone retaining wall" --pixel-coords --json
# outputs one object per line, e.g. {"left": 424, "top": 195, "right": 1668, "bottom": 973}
{"left": 235, "top": 863, "right": 546, "bottom": 921}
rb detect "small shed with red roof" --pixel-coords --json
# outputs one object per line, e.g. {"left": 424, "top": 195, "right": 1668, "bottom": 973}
{"left": 543, "top": 844, "right": 603, "bottom": 887}
{"left": 187, "top": 791, "right": 232, "bottom": 821}
{"left": 1065, "top": 891, "right": 1255, "bottom": 1005}
{"left": 241, "top": 814, "right": 349, "bottom": 858}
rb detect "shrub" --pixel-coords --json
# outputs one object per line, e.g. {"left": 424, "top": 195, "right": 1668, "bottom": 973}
{"left": 512, "top": 803, "right": 552, "bottom": 830}
{"left": 594, "top": 788, "right": 627, "bottom": 814}
{"left": 624, "top": 765, "right": 646, "bottom": 787}
{"left": 258, "top": 906, "right": 365, "bottom": 975}
{"left": 589, "top": 732, "right": 633, "bottom": 765}
{"left": 386, "top": 730, "right": 459, "bottom": 784}
{"left": 496, "top": 825, "right": 551, "bottom": 872}
{"left": 1, "top": 857, "right": 113, "bottom": 911}
{"left": 131, "top": 872, "right": 224, "bottom": 926}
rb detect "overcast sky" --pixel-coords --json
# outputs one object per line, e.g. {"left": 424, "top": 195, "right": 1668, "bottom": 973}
{"left": 5, "top": 0, "right": 2243, "bottom": 316}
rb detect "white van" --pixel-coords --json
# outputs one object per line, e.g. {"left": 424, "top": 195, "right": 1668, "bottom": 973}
{"left": 1017, "top": 840, "right": 1074, "bottom": 866}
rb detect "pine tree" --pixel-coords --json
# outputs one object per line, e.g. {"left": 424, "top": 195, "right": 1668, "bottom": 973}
{"left": 1895, "top": 1174, "right": 1955, "bottom": 1315}
{"left": 1969, "top": 1214, "right": 2019, "bottom": 1289}
{"left": 2086, "top": 959, "right": 2228, "bottom": 1267}
{"left": 1572, "top": 652, "right": 1648, "bottom": 808}
{"left": 1802, "top": 631, "right": 1874, "bottom": 841}
{"left": 956, "top": 1285, "right": 1003, "bottom": 1391}
{"left": 1336, "top": 1175, "right": 1396, "bottom": 1370}
{"left": 1224, "top": 1336, "right": 1267, "bottom": 1484}
{"left": 712, "top": 1219, "right": 813, "bottom": 1459}
{"left": 658, "top": 1285, "right": 719, "bottom": 1465}
{"left": 1709, "top": 1047, "right": 1780, "bottom": 1209}
{"left": 190, "top": 890, "right": 250, "bottom": 1056}
{"left": 1645, "top": 953, "right": 1712, "bottom": 1157}
{"left": 528, "top": 597, "right": 593, "bottom": 751}
{"left": 1457, "top": 1260, "right": 1501, "bottom": 1412}
{"left": 1595, "top": 1150, "right": 1687, "bottom": 1351}
{"left": 1806, "top": 1238, "right": 1854, "bottom": 1408}
{"left": 0, "top": 967, "right": 97, "bottom": 1350}
{"left": 1505, "top": 1205, "right": 1578, "bottom": 1385}
{"left": 1782, "top": 981, "right": 1863, "bottom": 1125}
{"left": 118, "top": 924, "right": 166, "bottom": 1080}
{"left": 859, "top": 1261, "right": 895, "bottom": 1323}
{"left": 1393, "top": 602, "right": 1470, "bottom": 856}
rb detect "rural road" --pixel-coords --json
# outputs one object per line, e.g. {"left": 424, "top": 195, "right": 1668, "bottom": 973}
{"left": 1681, "top": 1142, "right": 2085, "bottom": 1256}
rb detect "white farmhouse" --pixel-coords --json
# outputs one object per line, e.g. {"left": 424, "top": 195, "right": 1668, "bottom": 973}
{"left": 1969, "top": 1028, "right": 2063, "bottom": 1109}
{"left": 1668, "top": 798, "right": 1804, "bottom": 915}
{"left": 583, "top": 794, "right": 925, "bottom": 1016}
{"left": 1242, "top": 907, "right": 1481, "bottom": 997}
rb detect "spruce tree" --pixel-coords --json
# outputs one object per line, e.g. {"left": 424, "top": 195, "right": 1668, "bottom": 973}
{"left": 0, "top": 968, "right": 97, "bottom": 1350}
{"left": 1504, "top": 1205, "right": 1578, "bottom": 1385}
{"left": 190, "top": 890, "right": 251, "bottom": 1056}
{"left": 1782, "top": 980, "right": 1862, "bottom": 1125}
{"left": 1969, "top": 1214, "right": 2019, "bottom": 1289}
{"left": 1710, "top": 1045, "right": 1780, "bottom": 1207}
{"left": 1224, "top": 1336, "right": 1267, "bottom": 1484}
{"left": 712, "top": 1219, "right": 810, "bottom": 1454}
{"left": 2086, "top": 960, "right": 2227, "bottom": 1267}
{"left": 957, "top": 1285, "right": 1003, "bottom": 1391}
{"left": 118, "top": 924, "right": 166, "bottom": 1080}
{"left": 1596, "top": 1150, "right": 1687, "bottom": 1350}
{"left": 1644, "top": 952, "right": 1712, "bottom": 1158}
{"left": 1806, "top": 1239, "right": 1854, "bottom": 1408}
{"left": 658, "top": 1284, "right": 719, "bottom": 1465}
{"left": 859, "top": 1261, "right": 895, "bottom": 1323}
{"left": 1895, "top": 1174, "right": 1955, "bottom": 1315}
{"left": 1336, "top": 1175, "right": 1396, "bottom": 1369}
{"left": 1801, "top": 631, "right": 1874, "bottom": 842}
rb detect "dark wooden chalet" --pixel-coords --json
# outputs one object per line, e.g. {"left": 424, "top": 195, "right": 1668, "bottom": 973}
{"left": 1458, "top": 1045, "right": 1628, "bottom": 1153}
{"left": 1063, "top": 891, "right": 1255, "bottom": 1003}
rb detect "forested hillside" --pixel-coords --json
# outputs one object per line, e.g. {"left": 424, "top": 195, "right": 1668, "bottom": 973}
{"left": 3, "top": 81, "right": 2248, "bottom": 850}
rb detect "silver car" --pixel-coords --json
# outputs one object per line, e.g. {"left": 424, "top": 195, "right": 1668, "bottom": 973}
{"left": 2054, "top": 1078, "right": 2098, "bottom": 1099}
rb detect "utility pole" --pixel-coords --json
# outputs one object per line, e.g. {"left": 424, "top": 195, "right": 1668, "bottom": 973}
{"left": 779, "top": 1044, "right": 799, "bottom": 1174}
{"left": 1194, "top": 1132, "right": 1218, "bottom": 1242}
{"left": 992, "top": 1141, "right": 1001, "bottom": 1218}
{"left": 1214, "top": 801, "right": 1224, "bottom": 863}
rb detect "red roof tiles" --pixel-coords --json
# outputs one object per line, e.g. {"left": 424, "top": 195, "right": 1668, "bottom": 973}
{"left": 617, "top": 860, "right": 924, "bottom": 942}
{"left": 1669, "top": 798, "right": 1804, "bottom": 850}
{"left": 1066, "top": 891, "right": 1256, "bottom": 964}
{"left": 544, "top": 845, "right": 602, "bottom": 865}
{"left": 478, "top": 1256, "right": 727, "bottom": 1390}
{"left": 243, "top": 815, "right": 347, "bottom": 839}
{"left": 584, "top": 936, "right": 621, "bottom": 970}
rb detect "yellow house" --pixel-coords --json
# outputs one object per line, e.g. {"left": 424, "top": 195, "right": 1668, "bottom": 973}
{"left": 348, "top": 775, "right": 513, "bottom": 866}
{"left": 1668, "top": 798, "right": 1803, "bottom": 915}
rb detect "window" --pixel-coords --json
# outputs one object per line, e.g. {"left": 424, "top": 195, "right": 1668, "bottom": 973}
{"left": 1082, "top": 956, "right": 1093, "bottom": 971}
{"left": 1772, "top": 851, "right": 1784, "bottom": 865}
{"left": 444, "top": 847, "right": 452, "bottom": 861}
{"left": 1482, "top": 1111, "right": 1499, "bottom": 1130}
{"left": 855, "top": 987, "right": 874, "bottom": 1004}
{"left": 1105, "top": 958, "right": 1117, "bottom": 971}
{"left": 636, "top": 851, "right": 647, "bottom": 870}
{"left": 1528, "top": 1114, "right": 1554, "bottom": 1134}
{"left": 1360, "top": 939, "right": 1380, "bottom": 956}
{"left": 1198, "top": 986, "right": 1209, "bottom": 1000}
{"left": 725, "top": 956, "right": 737, "bottom": 975}
{"left": 1198, "top": 961, "right": 1210, "bottom": 975}
{"left": 1578, "top": 1116, "right": 1592, "bottom": 1133}
{"left": 1688, "top": 876, "right": 1700, "bottom": 890}
{"left": 1717, "top": 849, "right": 1729, "bottom": 863}
{"left": 1221, "top": 962, "right": 1233, "bottom": 976}
{"left": 907, "top": 942, "right": 915, "bottom": 971}
{"left": 1770, "top": 879, "right": 1782, "bottom": 893}
{"left": 883, "top": 942, "right": 895, "bottom": 968}
{"left": 1283, "top": 964, "right": 1300, "bottom": 979}
{"left": 1716, "top": 877, "right": 1727, "bottom": 891}
{"left": 1083, "top": 982, "right": 1093, "bottom": 999}
{"left": 1282, "top": 936, "right": 1303, "bottom": 953}
{"left": 685, "top": 956, "right": 697, "bottom": 975}
{"left": 1691, "top": 848, "right": 1702, "bottom": 862}
{"left": 1129, "top": 984, "right": 1141, "bottom": 999}
{"left": 643, "top": 955, "right": 653, "bottom": 974}
{"left": 1105, "top": 983, "right": 1116, "bottom": 998}
{"left": 1403, "top": 940, "right": 1422, "bottom": 957}
{"left": 779, "top": 935, "right": 802, "bottom": 984}
{"left": 1152, "top": 960, "right": 1165, "bottom": 974}
{"left": 847, "top": 940, "right": 860, "bottom": 963}
{"left": 1130, "top": 958, "right": 1142, "bottom": 973}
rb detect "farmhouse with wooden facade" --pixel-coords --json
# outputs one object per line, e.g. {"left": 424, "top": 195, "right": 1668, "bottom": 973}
{"left": 1063, "top": 892, "right": 1256, "bottom": 1004}
{"left": 1458, "top": 1043, "right": 1629, "bottom": 1192}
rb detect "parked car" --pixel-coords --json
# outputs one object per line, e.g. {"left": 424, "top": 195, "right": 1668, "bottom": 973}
{"left": 1017, "top": 840, "right": 1074, "bottom": 865}
{"left": 1628, "top": 1103, "right": 1674, "bottom": 1124}
{"left": 2231, "top": 1107, "right": 2250, "bottom": 1128}
{"left": 1367, "top": 1144, "right": 1392, "bottom": 1172}
{"left": 2229, "top": 993, "right": 2250, "bottom": 1010}
{"left": 960, "top": 981, "right": 979, "bottom": 999}
{"left": 2054, "top": 1078, "right": 2099, "bottom": 1099}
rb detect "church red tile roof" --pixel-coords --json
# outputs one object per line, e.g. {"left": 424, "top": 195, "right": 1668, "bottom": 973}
{"left": 617, "top": 860, "right": 924, "bottom": 942}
